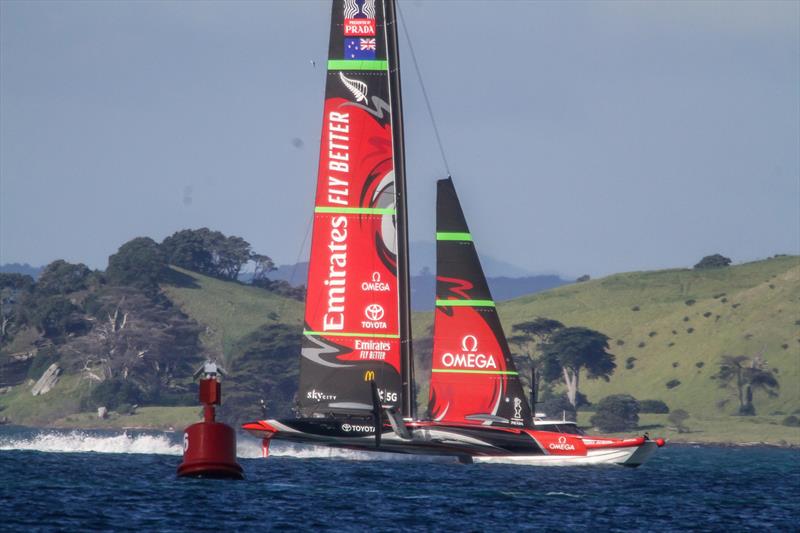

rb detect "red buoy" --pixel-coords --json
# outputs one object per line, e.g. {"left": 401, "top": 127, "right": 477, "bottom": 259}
{"left": 177, "top": 368, "right": 243, "bottom": 479}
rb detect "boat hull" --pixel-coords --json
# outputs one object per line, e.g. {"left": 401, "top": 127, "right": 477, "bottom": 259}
{"left": 243, "top": 418, "right": 662, "bottom": 467}
{"left": 473, "top": 441, "right": 660, "bottom": 467}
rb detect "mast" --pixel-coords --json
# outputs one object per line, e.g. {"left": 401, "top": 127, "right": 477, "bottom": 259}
{"left": 385, "top": 0, "right": 415, "bottom": 420}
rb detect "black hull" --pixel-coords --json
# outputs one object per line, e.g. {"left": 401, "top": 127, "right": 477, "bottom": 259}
{"left": 244, "top": 417, "right": 544, "bottom": 457}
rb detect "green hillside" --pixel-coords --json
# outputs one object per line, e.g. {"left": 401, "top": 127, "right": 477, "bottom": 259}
{"left": 0, "top": 267, "right": 303, "bottom": 427}
{"left": 162, "top": 267, "right": 303, "bottom": 364}
{"left": 3, "top": 256, "right": 797, "bottom": 444}
{"left": 496, "top": 256, "right": 800, "bottom": 418}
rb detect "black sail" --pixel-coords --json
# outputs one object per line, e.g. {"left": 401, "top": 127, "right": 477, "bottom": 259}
{"left": 428, "top": 178, "right": 533, "bottom": 427}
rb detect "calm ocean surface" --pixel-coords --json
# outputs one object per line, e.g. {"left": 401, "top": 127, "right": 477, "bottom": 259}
{"left": 1, "top": 426, "right": 798, "bottom": 532}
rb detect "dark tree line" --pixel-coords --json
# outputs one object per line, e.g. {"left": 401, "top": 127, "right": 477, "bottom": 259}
{"left": 0, "top": 227, "right": 303, "bottom": 414}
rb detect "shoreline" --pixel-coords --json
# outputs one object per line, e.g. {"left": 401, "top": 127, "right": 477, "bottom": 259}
{"left": 3, "top": 423, "right": 798, "bottom": 450}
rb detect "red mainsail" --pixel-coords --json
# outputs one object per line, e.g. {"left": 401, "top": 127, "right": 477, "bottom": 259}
{"left": 297, "top": 0, "right": 411, "bottom": 416}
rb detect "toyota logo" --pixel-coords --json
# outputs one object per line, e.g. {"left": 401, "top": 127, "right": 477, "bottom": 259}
{"left": 365, "top": 304, "right": 384, "bottom": 321}
{"left": 342, "top": 424, "right": 352, "bottom": 432}
{"left": 461, "top": 335, "right": 478, "bottom": 352}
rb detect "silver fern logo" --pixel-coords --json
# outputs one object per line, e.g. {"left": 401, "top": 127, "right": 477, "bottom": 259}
{"left": 339, "top": 72, "right": 368, "bottom": 104}
{"left": 344, "top": 0, "right": 375, "bottom": 19}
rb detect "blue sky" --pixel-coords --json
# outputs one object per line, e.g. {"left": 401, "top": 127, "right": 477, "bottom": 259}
{"left": 1, "top": 0, "right": 798, "bottom": 278}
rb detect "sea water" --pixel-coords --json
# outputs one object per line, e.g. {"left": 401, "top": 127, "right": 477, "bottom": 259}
{"left": 1, "top": 426, "right": 798, "bottom": 532}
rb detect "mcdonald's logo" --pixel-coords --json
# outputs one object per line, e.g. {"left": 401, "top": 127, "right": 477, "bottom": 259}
{"left": 364, "top": 370, "right": 375, "bottom": 382}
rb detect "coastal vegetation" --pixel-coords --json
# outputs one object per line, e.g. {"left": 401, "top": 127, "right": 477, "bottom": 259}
{"left": 0, "top": 232, "right": 797, "bottom": 446}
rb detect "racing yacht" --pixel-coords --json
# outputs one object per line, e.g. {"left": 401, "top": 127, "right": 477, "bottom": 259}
{"left": 243, "top": 0, "right": 663, "bottom": 466}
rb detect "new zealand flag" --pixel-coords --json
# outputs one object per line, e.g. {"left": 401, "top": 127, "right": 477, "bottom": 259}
{"left": 345, "top": 38, "right": 376, "bottom": 60}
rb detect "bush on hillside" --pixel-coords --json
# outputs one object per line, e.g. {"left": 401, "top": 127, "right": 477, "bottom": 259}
{"left": 782, "top": 415, "right": 800, "bottom": 427}
{"left": 625, "top": 356, "right": 636, "bottom": 370}
{"left": 694, "top": 254, "right": 732, "bottom": 269}
{"left": 668, "top": 409, "right": 690, "bottom": 432}
{"left": 639, "top": 399, "right": 669, "bottom": 414}
{"left": 84, "top": 379, "right": 143, "bottom": 410}
{"left": 589, "top": 394, "right": 640, "bottom": 432}
{"left": 106, "top": 237, "right": 166, "bottom": 291}
{"left": 36, "top": 260, "right": 93, "bottom": 295}
{"left": 540, "top": 394, "right": 586, "bottom": 421}
{"left": 666, "top": 379, "right": 681, "bottom": 389}
{"left": 27, "top": 295, "right": 89, "bottom": 339}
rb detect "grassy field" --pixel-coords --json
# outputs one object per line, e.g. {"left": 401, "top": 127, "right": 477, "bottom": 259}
{"left": 576, "top": 412, "right": 800, "bottom": 447}
{"left": 493, "top": 256, "right": 800, "bottom": 418}
{"left": 161, "top": 266, "right": 303, "bottom": 365}
{"left": 51, "top": 406, "right": 202, "bottom": 430}
{"left": 0, "top": 374, "right": 88, "bottom": 426}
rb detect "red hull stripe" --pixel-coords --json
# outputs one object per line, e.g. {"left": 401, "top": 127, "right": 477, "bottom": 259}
{"left": 435, "top": 299, "right": 495, "bottom": 307}
{"left": 327, "top": 59, "right": 388, "bottom": 70}
{"left": 303, "top": 330, "right": 400, "bottom": 338}
{"left": 315, "top": 206, "right": 396, "bottom": 215}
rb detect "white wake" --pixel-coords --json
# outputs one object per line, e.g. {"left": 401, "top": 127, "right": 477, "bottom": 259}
{"left": 237, "top": 436, "right": 441, "bottom": 462}
{"left": 0, "top": 430, "right": 444, "bottom": 462}
{"left": 0, "top": 430, "right": 182, "bottom": 456}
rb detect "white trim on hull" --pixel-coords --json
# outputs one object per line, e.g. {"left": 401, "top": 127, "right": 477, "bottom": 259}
{"left": 473, "top": 441, "right": 659, "bottom": 467}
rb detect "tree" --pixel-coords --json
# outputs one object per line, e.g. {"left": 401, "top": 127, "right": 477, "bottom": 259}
{"left": 541, "top": 394, "right": 577, "bottom": 421}
{"left": 106, "top": 237, "right": 166, "bottom": 291}
{"left": 161, "top": 228, "right": 254, "bottom": 280}
{"left": 0, "top": 273, "right": 34, "bottom": 343}
{"left": 508, "top": 318, "right": 564, "bottom": 406}
{"left": 28, "top": 295, "right": 89, "bottom": 338}
{"left": 541, "top": 326, "right": 616, "bottom": 408}
{"left": 668, "top": 409, "right": 690, "bottom": 433}
{"left": 65, "top": 287, "right": 203, "bottom": 401}
{"left": 36, "top": 260, "right": 92, "bottom": 295}
{"left": 161, "top": 229, "right": 214, "bottom": 275}
{"left": 694, "top": 254, "right": 732, "bottom": 269}
{"left": 589, "top": 394, "right": 639, "bottom": 432}
{"left": 217, "top": 323, "right": 302, "bottom": 426}
{"left": 713, "top": 353, "right": 779, "bottom": 415}
{"left": 250, "top": 253, "right": 276, "bottom": 283}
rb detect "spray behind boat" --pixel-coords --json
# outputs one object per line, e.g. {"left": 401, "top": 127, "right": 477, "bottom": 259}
{"left": 177, "top": 359, "right": 243, "bottom": 480}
